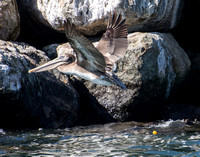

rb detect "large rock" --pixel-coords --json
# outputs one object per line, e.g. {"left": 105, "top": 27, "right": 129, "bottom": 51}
{"left": 0, "top": 40, "right": 79, "bottom": 129}
{"left": 88, "top": 32, "right": 191, "bottom": 121}
{"left": 0, "top": 0, "right": 20, "bottom": 40}
{"left": 48, "top": 32, "right": 190, "bottom": 122}
{"left": 18, "top": 0, "right": 182, "bottom": 36}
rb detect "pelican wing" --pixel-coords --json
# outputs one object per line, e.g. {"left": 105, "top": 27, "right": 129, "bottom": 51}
{"left": 64, "top": 20, "right": 106, "bottom": 73}
{"left": 96, "top": 12, "right": 128, "bottom": 69}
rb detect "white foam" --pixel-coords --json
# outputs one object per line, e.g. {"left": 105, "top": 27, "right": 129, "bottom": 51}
{"left": 0, "top": 129, "right": 6, "bottom": 135}
{"left": 155, "top": 120, "right": 185, "bottom": 128}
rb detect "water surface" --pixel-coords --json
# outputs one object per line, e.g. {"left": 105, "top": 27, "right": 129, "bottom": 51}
{"left": 1, "top": 120, "right": 200, "bottom": 156}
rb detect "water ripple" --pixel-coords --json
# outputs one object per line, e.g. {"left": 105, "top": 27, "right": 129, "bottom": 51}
{"left": 1, "top": 120, "right": 200, "bottom": 156}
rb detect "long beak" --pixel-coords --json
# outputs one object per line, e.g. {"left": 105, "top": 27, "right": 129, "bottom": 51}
{"left": 28, "top": 57, "right": 66, "bottom": 73}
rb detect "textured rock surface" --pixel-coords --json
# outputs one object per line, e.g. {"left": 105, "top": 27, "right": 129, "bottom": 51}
{"left": 18, "top": 0, "right": 183, "bottom": 35}
{"left": 0, "top": 0, "right": 197, "bottom": 128}
{"left": 0, "top": 0, "right": 20, "bottom": 40}
{"left": 0, "top": 40, "right": 79, "bottom": 129}
{"left": 44, "top": 32, "right": 190, "bottom": 122}
{"left": 85, "top": 32, "right": 190, "bottom": 121}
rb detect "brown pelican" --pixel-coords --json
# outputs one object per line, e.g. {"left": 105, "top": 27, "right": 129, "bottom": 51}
{"left": 29, "top": 12, "right": 128, "bottom": 89}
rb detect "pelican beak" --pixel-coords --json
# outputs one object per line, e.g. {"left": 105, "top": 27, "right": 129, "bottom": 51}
{"left": 28, "top": 57, "right": 66, "bottom": 73}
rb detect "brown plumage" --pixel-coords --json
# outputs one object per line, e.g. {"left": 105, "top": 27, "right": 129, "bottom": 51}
{"left": 64, "top": 19, "right": 106, "bottom": 74}
{"left": 29, "top": 12, "right": 128, "bottom": 89}
{"left": 96, "top": 12, "right": 128, "bottom": 70}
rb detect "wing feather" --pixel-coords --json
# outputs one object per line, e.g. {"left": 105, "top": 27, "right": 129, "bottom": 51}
{"left": 64, "top": 20, "right": 106, "bottom": 73}
{"left": 96, "top": 12, "right": 128, "bottom": 68}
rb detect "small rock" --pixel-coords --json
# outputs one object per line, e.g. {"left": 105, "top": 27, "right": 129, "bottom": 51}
{"left": 0, "top": 0, "right": 20, "bottom": 40}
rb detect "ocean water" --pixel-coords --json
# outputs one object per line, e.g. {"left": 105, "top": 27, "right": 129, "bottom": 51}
{"left": 1, "top": 120, "right": 200, "bottom": 156}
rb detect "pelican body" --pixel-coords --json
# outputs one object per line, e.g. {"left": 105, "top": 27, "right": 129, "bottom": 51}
{"left": 29, "top": 12, "right": 128, "bottom": 89}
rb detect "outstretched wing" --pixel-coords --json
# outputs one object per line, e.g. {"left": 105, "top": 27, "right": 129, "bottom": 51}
{"left": 96, "top": 12, "right": 128, "bottom": 69}
{"left": 64, "top": 20, "right": 106, "bottom": 73}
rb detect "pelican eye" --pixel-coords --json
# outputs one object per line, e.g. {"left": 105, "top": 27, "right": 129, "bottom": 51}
{"left": 59, "top": 55, "right": 65, "bottom": 59}
{"left": 59, "top": 55, "right": 68, "bottom": 61}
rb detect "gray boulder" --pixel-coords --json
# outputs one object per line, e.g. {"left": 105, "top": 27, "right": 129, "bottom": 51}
{"left": 86, "top": 32, "right": 190, "bottom": 121}
{"left": 18, "top": 0, "right": 183, "bottom": 35}
{"left": 0, "top": 40, "right": 79, "bottom": 129}
{"left": 0, "top": 0, "right": 20, "bottom": 40}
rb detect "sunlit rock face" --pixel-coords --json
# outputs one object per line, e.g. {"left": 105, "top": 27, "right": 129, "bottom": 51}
{"left": 0, "top": 40, "right": 79, "bottom": 129}
{"left": 44, "top": 33, "right": 190, "bottom": 122}
{"left": 18, "top": 0, "right": 183, "bottom": 35}
{"left": 84, "top": 32, "right": 190, "bottom": 121}
{"left": 0, "top": 0, "right": 20, "bottom": 40}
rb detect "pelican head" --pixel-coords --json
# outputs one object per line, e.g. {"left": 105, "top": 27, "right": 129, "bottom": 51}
{"left": 29, "top": 54, "right": 75, "bottom": 73}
